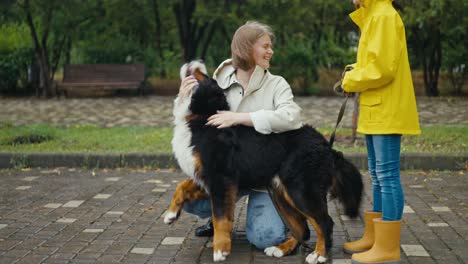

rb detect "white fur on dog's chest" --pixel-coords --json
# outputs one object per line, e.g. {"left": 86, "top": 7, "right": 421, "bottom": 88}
{"left": 172, "top": 97, "right": 197, "bottom": 179}
{"left": 172, "top": 97, "right": 209, "bottom": 194}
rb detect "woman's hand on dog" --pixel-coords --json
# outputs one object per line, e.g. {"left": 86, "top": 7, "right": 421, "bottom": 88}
{"left": 179, "top": 76, "right": 198, "bottom": 98}
{"left": 206, "top": 111, "right": 253, "bottom": 128}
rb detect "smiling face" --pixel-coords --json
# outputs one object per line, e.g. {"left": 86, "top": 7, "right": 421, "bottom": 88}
{"left": 252, "top": 34, "right": 274, "bottom": 69}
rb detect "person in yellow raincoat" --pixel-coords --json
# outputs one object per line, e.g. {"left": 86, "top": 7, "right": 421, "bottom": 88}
{"left": 341, "top": 0, "right": 421, "bottom": 263}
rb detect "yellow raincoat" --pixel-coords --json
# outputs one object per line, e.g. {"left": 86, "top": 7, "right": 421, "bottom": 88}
{"left": 342, "top": 0, "right": 421, "bottom": 135}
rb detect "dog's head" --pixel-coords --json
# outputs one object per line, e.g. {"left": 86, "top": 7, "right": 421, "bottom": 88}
{"left": 180, "top": 60, "right": 229, "bottom": 115}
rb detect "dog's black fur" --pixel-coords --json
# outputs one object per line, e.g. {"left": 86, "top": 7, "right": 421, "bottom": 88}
{"left": 187, "top": 73, "right": 363, "bottom": 255}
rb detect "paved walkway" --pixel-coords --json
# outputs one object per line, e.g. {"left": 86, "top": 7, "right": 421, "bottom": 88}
{"left": 0, "top": 96, "right": 467, "bottom": 263}
{"left": 0, "top": 96, "right": 467, "bottom": 128}
{"left": 0, "top": 168, "right": 466, "bottom": 264}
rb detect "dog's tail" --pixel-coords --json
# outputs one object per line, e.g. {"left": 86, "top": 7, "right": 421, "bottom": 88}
{"left": 330, "top": 150, "right": 363, "bottom": 218}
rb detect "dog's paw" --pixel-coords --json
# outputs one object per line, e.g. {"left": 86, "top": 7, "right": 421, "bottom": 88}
{"left": 213, "top": 250, "right": 229, "bottom": 262}
{"left": 163, "top": 211, "right": 178, "bottom": 224}
{"left": 305, "top": 252, "right": 327, "bottom": 264}
{"left": 264, "top": 246, "right": 284, "bottom": 258}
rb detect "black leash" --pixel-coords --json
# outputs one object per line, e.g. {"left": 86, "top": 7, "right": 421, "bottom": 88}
{"left": 330, "top": 67, "right": 354, "bottom": 148}
{"left": 329, "top": 95, "right": 349, "bottom": 148}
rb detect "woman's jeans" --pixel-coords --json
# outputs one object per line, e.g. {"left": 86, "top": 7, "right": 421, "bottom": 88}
{"left": 183, "top": 190, "right": 287, "bottom": 249}
{"left": 366, "top": 134, "right": 404, "bottom": 221}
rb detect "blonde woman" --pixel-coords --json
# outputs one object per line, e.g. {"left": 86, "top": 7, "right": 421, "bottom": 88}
{"left": 178, "top": 21, "right": 303, "bottom": 250}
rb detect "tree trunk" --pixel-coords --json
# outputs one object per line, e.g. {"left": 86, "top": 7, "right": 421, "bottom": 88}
{"left": 423, "top": 24, "right": 441, "bottom": 97}
{"left": 151, "top": 0, "right": 166, "bottom": 77}
{"left": 173, "top": 0, "right": 197, "bottom": 62}
{"left": 23, "top": 0, "right": 54, "bottom": 97}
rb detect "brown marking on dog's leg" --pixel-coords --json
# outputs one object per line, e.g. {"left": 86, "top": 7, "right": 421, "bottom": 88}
{"left": 305, "top": 216, "right": 327, "bottom": 258}
{"left": 193, "top": 151, "right": 203, "bottom": 177}
{"left": 273, "top": 185, "right": 328, "bottom": 261}
{"left": 273, "top": 186, "right": 309, "bottom": 242}
{"left": 165, "top": 179, "right": 208, "bottom": 224}
{"left": 211, "top": 186, "right": 237, "bottom": 261}
{"left": 263, "top": 183, "right": 308, "bottom": 257}
{"left": 275, "top": 236, "right": 299, "bottom": 256}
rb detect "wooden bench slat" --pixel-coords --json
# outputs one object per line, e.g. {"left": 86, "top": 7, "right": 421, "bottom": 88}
{"left": 59, "top": 64, "right": 145, "bottom": 95}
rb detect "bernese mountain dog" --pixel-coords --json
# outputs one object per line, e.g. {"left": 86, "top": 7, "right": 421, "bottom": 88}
{"left": 164, "top": 61, "right": 363, "bottom": 264}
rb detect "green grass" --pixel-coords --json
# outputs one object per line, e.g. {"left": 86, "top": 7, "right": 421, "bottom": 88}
{"left": 0, "top": 124, "right": 466, "bottom": 154}
{"left": 0, "top": 124, "right": 172, "bottom": 154}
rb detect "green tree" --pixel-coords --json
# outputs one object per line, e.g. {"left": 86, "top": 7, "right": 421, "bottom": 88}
{"left": 16, "top": 0, "right": 100, "bottom": 97}
{"left": 403, "top": 0, "right": 446, "bottom": 96}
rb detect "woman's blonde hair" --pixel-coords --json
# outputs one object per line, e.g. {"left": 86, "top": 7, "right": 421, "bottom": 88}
{"left": 231, "top": 21, "right": 274, "bottom": 70}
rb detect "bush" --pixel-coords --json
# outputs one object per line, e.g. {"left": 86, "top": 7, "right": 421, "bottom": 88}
{"left": 273, "top": 35, "right": 317, "bottom": 95}
{"left": 0, "top": 23, "right": 34, "bottom": 94}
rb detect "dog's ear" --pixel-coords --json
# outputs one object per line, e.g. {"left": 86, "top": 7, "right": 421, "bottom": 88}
{"left": 193, "top": 68, "right": 207, "bottom": 82}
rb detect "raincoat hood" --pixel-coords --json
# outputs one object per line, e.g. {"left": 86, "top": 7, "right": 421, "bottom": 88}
{"left": 350, "top": 0, "right": 394, "bottom": 28}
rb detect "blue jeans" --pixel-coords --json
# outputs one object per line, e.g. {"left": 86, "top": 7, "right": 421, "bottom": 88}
{"left": 183, "top": 190, "right": 287, "bottom": 249}
{"left": 366, "top": 134, "right": 404, "bottom": 221}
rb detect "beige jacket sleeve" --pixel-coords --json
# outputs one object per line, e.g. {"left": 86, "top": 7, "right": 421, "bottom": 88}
{"left": 250, "top": 78, "right": 302, "bottom": 134}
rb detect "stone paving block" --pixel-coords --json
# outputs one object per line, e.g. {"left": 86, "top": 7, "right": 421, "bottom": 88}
{"left": 74, "top": 252, "right": 102, "bottom": 259}
{"left": 32, "top": 246, "right": 59, "bottom": 255}
{"left": 0, "top": 239, "right": 22, "bottom": 251}
{"left": 56, "top": 218, "right": 77, "bottom": 223}
{"left": 403, "top": 205, "right": 415, "bottom": 213}
{"left": 44, "top": 203, "right": 62, "bottom": 209}
{"left": 93, "top": 194, "right": 112, "bottom": 199}
{"left": 3, "top": 249, "right": 30, "bottom": 258}
{"left": 22, "top": 176, "right": 39, "bottom": 181}
{"left": 401, "top": 244, "right": 430, "bottom": 257}
{"left": 431, "top": 206, "right": 451, "bottom": 212}
{"left": 145, "top": 179, "right": 163, "bottom": 183}
{"left": 130, "top": 247, "right": 155, "bottom": 254}
{"left": 96, "top": 254, "right": 125, "bottom": 263}
{"left": 48, "top": 252, "right": 77, "bottom": 260}
{"left": 16, "top": 253, "right": 49, "bottom": 264}
{"left": 105, "top": 242, "right": 134, "bottom": 254}
{"left": 63, "top": 200, "right": 85, "bottom": 208}
{"left": 161, "top": 237, "right": 185, "bottom": 245}
{"left": 57, "top": 243, "right": 87, "bottom": 254}
{"left": 105, "top": 177, "right": 121, "bottom": 182}
{"left": 15, "top": 186, "right": 32, "bottom": 190}
{"left": 82, "top": 229, "right": 104, "bottom": 233}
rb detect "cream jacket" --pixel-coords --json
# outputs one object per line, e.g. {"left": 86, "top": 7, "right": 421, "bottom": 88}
{"left": 213, "top": 59, "right": 302, "bottom": 134}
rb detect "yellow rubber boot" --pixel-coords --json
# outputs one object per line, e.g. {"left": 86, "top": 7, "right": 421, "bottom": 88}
{"left": 351, "top": 219, "right": 401, "bottom": 264}
{"left": 344, "top": 211, "right": 382, "bottom": 254}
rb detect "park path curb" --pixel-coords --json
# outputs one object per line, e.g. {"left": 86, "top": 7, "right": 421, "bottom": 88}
{"left": 0, "top": 152, "right": 466, "bottom": 171}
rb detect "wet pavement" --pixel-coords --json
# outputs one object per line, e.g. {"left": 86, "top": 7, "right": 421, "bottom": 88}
{"left": 0, "top": 95, "right": 466, "bottom": 263}
{"left": 0, "top": 168, "right": 466, "bottom": 264}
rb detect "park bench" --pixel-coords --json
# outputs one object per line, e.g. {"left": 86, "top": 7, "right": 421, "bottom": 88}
{"left": 59, "top": 64, "right": 145, "bottom": 96}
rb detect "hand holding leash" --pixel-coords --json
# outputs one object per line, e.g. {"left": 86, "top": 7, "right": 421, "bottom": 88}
{"left": 330, "top": 65, "right": 355, "bottom": 147}
{"left": 333, "top": 66, "right": 354, "bottom": 97}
